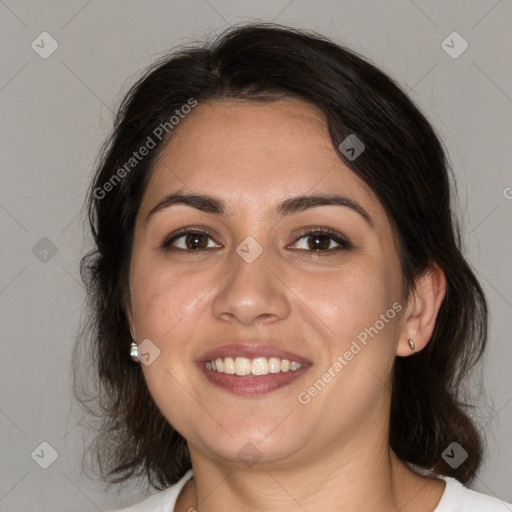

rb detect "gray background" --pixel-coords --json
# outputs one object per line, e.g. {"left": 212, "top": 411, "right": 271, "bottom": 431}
{"left": 0, "top": 1, "right": 511, "bottom": 510}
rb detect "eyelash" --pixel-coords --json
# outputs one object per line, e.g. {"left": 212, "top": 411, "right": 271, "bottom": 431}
{"left": 161, "top": 226, "right": 352, "bottom": 256}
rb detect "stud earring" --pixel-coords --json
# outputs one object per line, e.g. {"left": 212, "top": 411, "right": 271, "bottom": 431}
{"left": 130, "top": 341, "right": 139, "bottom": 362}
{"left": 408, "top": 339, "right": 415, "bottom": 351}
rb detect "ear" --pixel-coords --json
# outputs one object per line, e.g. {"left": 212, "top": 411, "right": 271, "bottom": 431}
{"left": 397, "top": 263, "right": 446, "bottom": 357}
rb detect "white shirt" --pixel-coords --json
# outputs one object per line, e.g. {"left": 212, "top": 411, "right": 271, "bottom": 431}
{"left": 108, "top": 469, "right": 512, "bottom": 511}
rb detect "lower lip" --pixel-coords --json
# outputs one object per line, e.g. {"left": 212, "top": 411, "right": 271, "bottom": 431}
{"left": 198, "top": 363, "right": 311, "bottom": 396}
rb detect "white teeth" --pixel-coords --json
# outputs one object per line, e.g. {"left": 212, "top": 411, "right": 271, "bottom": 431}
{"left": 224, "top": 356, "right": 235, "bottom": 374}
{"left": 269, "top": 357, "right": 281, "bottom": 373}
{"left": 235, "top": 357, "right": 251, "bottom": 376}
{"left": 251, "top": 357, "right": 269, "bottom": 376}
{"left": 206, "top": 356, "right": 304, "bottom": 375}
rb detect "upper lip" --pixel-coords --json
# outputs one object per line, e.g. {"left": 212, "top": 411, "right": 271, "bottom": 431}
{"left": 198, "top": 343, "right": 311, "bottom": 364}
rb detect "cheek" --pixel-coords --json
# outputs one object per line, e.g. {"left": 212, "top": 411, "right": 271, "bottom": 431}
{"left": 129, "top": 263, "right": 207, "bottom": 422}
{"left": 297, "top": 267, "right": 401, "bottom": 409}
{"left": 129, "top": 259, "right": 204, "bottom": 344}
{"left": 293, "top": 257, "right": 401, "bottom": 347}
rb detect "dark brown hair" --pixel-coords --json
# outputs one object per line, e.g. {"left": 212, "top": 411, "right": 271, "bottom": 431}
{"left": 75, "top": 22, "right": 487, "bottom": 489}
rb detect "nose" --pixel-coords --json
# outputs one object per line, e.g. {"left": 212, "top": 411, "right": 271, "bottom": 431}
{"left": 211, "top": 244, "right": 291, "bottom": 327}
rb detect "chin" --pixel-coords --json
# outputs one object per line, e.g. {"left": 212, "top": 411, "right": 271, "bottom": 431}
{"left": 192, "top": 423, "right": 305, "bottom": 468}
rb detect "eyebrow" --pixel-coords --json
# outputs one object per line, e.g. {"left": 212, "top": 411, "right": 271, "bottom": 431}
{"left": 146, "top": 191, "right": 373, "bottom": 227}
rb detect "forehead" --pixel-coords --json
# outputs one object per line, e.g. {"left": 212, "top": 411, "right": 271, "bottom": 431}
{"left": 139, "top": 98, "right": 385, "bottom": 224}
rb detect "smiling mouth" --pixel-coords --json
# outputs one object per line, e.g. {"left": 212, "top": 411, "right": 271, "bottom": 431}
{"left": 198, "top": 347, "right": 311, "bottom": 395}
{"left": 197, "top": 343, "right": 311, "bottom": 395}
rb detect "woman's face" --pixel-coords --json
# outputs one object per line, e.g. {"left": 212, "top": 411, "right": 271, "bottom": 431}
{"left": 127, "top": 98, "right": 408, "bottom": 467}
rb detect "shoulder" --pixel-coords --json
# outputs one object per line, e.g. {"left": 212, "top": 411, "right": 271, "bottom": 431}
{"left": 435, "top": 475, "right": 512, "bottom": 512}
{"left": 107, "top": 469, "right": 194, "bottom": 512}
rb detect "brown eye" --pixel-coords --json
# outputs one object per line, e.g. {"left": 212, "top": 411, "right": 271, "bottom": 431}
{"left": 306, "top": 234, "right": 333, "bottom": 251}
{"left": 184, "top": 233, "right": 207, "bottom": 249}
{"left": 289, "top": 227, "right": 352, "bottom": 255}
{"left": 162, "top": 230, "right": 222, "bottom": 251}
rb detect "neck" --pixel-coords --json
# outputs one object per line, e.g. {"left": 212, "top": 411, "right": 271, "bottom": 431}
{"left": 179, "top": 432, "right": 442, "bottom": 512}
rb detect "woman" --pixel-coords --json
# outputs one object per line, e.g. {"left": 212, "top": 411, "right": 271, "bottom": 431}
{"left": 76, "top": 23, "right": 512, "bottom": 511}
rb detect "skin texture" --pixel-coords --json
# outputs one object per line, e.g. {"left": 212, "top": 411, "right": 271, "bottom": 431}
{"left": 125, "top": 98, "right": 447, "bottom": 511}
